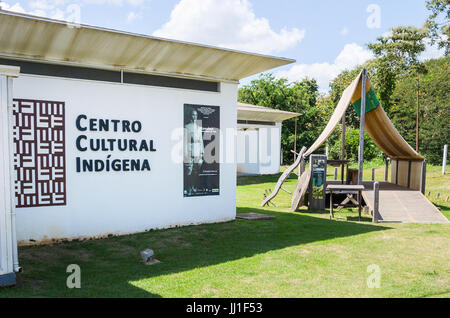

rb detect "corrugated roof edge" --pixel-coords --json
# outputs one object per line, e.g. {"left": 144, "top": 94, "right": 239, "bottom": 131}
{"left": 0, "top": 10, "right": 296, "bottom": 82}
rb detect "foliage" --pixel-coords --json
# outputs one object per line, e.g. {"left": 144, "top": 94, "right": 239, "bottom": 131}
{"left": 328, "top": 127, "right": 382, "bottom": 162}
{"left": 238, "top": 73, "right": 322, "bottom": 163}
{"left": 238, "top": 19, "right": 446, "bottom": 166}
{"left": 367, "top": 26, "right": 428, "bottom": 113}
{"left": 390, "top": 56, "right": 450, "bottom": 164}
{"left": 425, "top": 0, "right": 450, "bottom": 55}
{"left": 328, "top": 67, "right": 362, "bottom": 128}
{"left": 327, "top": 56, "right": 449, "bottom": 165}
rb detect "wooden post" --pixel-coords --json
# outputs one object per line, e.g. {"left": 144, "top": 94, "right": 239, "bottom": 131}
{"left": 280, "top": 148, "right": 283, "bottom": 166}
{"left": 420, "top": 159, "right": 427, "bottom": 195}
{"left": 280, "top": 187, "right": 291, "bottom": 194}
{"left": 341, "top": 110, "right": 346, "bottom": 184}
{"left": 334, "top": 167, "right": 338, "bottom": 180}
{"left": 299, "top": 156, "right": 305, "bottom": 176}
{"left": 329, "top": 190, "right": 333, "bottom": 220}
{"left": 371, "top": 168, "right": 375, "bottom": 181}
{"left": 373, "top": 181, "right": 379, "bottom": 223}
{"left": 293, "top": 103, "right": 298, "bottom": 162}
{"left": 384, "top": 158, "right": 389, "bottom": 182}
{"left": 443, "top": 144, "right": 448, "bottom": 175}
{"left": 358, "top": 69, "right": 367, "bottom": 185}
{"left": 358, "top": 189, "right": 362, "bottom": 221}
{"left": 416, "top": 71, "right": 420, "bottom": 152}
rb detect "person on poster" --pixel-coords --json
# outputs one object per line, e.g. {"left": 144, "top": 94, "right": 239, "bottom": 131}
{"left": 184, "top": 109, "right": 204, "bottom": 196}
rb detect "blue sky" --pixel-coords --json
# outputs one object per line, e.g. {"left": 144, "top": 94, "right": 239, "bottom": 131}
{"left": 0, "top": 0, "right": 443, "bottom": 91}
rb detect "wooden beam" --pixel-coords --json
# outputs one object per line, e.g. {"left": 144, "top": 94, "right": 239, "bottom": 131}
{"left": 420, "top": 159, "right": 427, "bottom": 194}
{"left": 358, "top": 69, "right": 367, "bottom": 185}
{"left": 294, "top": 103, "right": 298, "bottom": 161}
{"left": 341, "top": 110, "right": 346, "bottom": 184}
{"left": 384, "top": 158, "right": 389, "bottom": 182}
{"left": 373, "top": 181, "right": 380, "bottom": 223}
{"left": 416, "top": 71, "right": 420, "bottom": 152}
{"left": 407, "top": 160, "right": 412, "bottom": 188}
{"left": 395, "top": 160, "right": 399, "bottom": 184}
{"left": 261, "top": 146, "right": 306, "bottom": 207}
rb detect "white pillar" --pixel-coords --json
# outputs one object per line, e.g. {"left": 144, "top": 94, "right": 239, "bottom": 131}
{"left": 0, "top": 65, "right": 19, "bottom": 287}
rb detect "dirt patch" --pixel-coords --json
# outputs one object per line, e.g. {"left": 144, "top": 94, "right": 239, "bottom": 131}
{"left": 20, "top": 245, "right": 93, "bottom": 264}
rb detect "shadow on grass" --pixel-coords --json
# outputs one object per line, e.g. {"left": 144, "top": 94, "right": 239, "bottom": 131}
{"left": 237, "top": 173, "right": 297, "bottom": 186}
{"left": 346, "top": 216, "right": 373, "bottom": 222}
{"left": 419, "top": 288, "right": 450, "bottom": 298}
{"left": 2, "top": 208, "right": 391, "bottom": 298}
{"left": 434, "top": 203, "right": 449, "bottom": 215}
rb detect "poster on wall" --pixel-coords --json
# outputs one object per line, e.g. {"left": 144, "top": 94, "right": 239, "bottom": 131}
{"left": 183, "top": 104, "right": 220, "bottom": 197}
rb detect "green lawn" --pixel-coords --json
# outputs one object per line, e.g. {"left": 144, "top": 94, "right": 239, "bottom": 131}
{"left": 0, "top": 165, "right": 448, "bottom": 298}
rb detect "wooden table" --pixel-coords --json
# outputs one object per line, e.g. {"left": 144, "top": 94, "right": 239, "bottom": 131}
{"left": 327, "top": 184, "right": 364, "bottom": 221}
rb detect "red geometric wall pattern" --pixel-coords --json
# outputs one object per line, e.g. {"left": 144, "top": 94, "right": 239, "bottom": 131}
{"left": 13, "top": 99, "right": 66, "bottom": 208}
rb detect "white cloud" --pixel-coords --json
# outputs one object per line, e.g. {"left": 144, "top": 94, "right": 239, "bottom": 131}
{"left": 127, "top": 0, "right": 144, "bottom": 5}
{"left": 82, "top": 0, "right": 146, "bottom": 6}
{"left": 0, "top": 1, "right": 26, "bottom": 13}
{"left": 334, "top": 43, "right": 373, "bottom": 69}
{"left": 1, "top": 1, "right": 61, "bottom": 18}
{"left": 83, "top": 0, "right": 123, "bottom": 5}
{"left": 29, "top": 0, "right": 57, "bottom": 10}
{"left": 0, "top": 1, "right": 84, "bottom": 23}
{"left": 340, "top": 27, "right": 349, "bottom": 36}
{"left": 153, "top": 0, "right": 304, "bottom": 55}
{"left": 277, "top": 43, "right": 373, "bottom": 92}
{"left": 126, "top": 10, "right": 140, "bottom": 22}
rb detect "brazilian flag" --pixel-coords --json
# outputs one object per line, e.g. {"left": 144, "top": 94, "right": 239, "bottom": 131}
{"left": 352, "top": 87, "right": 380, "bottom": 116}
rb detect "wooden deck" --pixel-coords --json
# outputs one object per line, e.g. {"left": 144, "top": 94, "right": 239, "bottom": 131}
{"left": 327, "top": 181, "right": 449, "bottom": 224}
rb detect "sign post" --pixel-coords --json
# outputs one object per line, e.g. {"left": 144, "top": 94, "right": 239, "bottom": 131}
{"left": 309, "top": 154, "right": 327, "bottom": 211}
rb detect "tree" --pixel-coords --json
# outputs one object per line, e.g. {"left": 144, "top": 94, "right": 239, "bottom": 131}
{"left": 425, "top": 0, "right": 450, "bottom": 56}
{"left": 367, "top": 26, "right": 428, "bottom": 115}
{"left": 238, "top": 74, "right": 320, "bottom": 163}
{"left": 390, "top": 56, "right": 450, "bottom": 164}
{"left": 328, "top": 66, "right": 363, "bottom": 128}
{"left": 328, "top": 128, "right": 382, "bottom": 162}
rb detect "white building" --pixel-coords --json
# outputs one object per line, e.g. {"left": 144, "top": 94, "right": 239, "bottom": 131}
{"left": 237, "top": 103, "right": 299, "bottom": 175}
{"left": 0, "top": 12, "right": 294, "bottom": 286}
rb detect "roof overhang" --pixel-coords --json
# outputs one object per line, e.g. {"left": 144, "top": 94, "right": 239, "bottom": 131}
{"left": 0, "top": 64, "right": 20, "bottom": 77}
{"left": 0, "top": 11, "right": 295, "bottom": 83}
{"left": 237, "top": 102, "right": 300, "bottom": 122}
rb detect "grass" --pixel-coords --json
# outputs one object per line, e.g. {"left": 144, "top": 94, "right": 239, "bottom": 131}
{"left": 0, "top": 164, "right": 448, "bottom": 298}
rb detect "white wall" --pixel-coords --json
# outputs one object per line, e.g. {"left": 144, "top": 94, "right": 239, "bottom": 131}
{"left": 13, "top": 74, "right": 237, "bottom": 243}
{"left": 237, "top": 128, "right": 260, "bottom": 175}
{"left": 0, "top": 74, "right": 14, "bottom": 275}
{"left": 237, "top": 122, "right": 281, "bottom": 175}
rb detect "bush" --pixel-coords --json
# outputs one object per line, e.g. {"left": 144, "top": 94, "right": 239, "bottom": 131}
{"left": 329, "top": 127, "right": 382, "bottom": 162}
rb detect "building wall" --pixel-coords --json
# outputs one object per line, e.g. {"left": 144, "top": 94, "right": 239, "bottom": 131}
{"left": 237, "top": 122, "right": 281, "bottom": 175}
{"left": 12, "top": 74, "right": 237, "bottom": 243}
{"left": 0, "top": 73, "right": 15, "bottom": 278}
